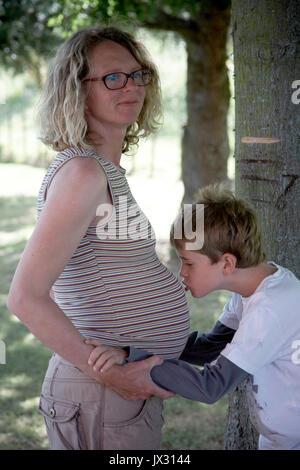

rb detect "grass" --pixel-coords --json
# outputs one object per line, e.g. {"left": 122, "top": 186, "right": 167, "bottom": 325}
{"left": 0, "top": 164, "right": 52, "bottom": 449}
{"left": 0, "top": 161, "right": 230, "bottom": 450}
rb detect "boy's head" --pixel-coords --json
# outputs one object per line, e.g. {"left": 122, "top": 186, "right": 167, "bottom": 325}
{"left": 170, "top": 184, "right": 266, "bottom": 297}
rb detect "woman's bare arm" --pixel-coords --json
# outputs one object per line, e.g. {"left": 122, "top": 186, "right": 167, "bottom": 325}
{"left": 7, "top": 158, "right": 111, "bottom": 376}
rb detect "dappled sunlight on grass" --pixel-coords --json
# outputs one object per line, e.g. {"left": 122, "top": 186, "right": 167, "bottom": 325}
{"left": 0, "top": 163, "right": 45, "bottom": 197}
{"left": 2, "top": 309, "right": 19, "bottom": 322}
{"left": 0, "top": 412, "right": 48, "bottom": 450}
{"left": 5, "top": 374, "right": 32, "bottom": 387}
{"left": 0, "top": 324, "right": 52, "bottom": 449}
{"left": 22, "top": 332, "right": 38, "bottom": 345}
{"left": 0, "top": 387, "right": 19, "bottom": 399}
{"left": 0, "top": 195, "right": 37, "bottom": 253}
{"left": 0, "top": 228, "right": 34, "bottom": 246}
{"left": 162, "top": 396, "right": 228, "bottom": 450}
{"left": 20, "top": 396, "right": 40, "bottom": 411}
{"left": 186, "top": 290, "right": 231, "bottom": 331}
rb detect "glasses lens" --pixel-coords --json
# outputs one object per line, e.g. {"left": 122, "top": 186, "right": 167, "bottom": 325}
{"left": 133, "top": 69, "right": 152, "bottom": 86}
{"left": 104, "top": 73, "right": 126, "bottom": 90}
{"left": 103, "top": 70, "right": 152, "bottom": 89}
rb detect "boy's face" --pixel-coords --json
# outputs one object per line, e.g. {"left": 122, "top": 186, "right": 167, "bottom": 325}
{"left": 177, "top": 245, "right": 224, "bottom": 298}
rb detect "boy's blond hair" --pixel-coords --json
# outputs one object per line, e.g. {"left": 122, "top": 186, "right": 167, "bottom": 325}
{"left": 170, "top": 184, "right": 266, "bottom": 268}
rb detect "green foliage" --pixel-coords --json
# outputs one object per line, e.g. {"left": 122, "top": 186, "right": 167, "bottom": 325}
{"left": 47, "top": 0, "right": 203, "bottom": 38}
{"left": 0, "top": 0, "right": 228, "bottom": 75}
{"left": 56, "top": 0, "right": 201, "bottom": 24}
{"left": 0, "top": 0, "right": 61, "bottom": 78}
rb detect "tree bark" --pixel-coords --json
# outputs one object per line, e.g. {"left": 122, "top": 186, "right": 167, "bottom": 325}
{"left": 225, "top": 0, "right": 300, "bottom": 449}
{"left": 225, "top": 378, "right": 259, "bottom": 449}
{"left": 181, "top": 6, "right": 231, "bottom": 203}
{"left": 233, "top": 0, "right": 300, "bottom": 277}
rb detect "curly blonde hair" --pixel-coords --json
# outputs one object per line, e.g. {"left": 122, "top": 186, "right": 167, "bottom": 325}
{"left": 170, "top": 184, "right": 266, "bottom": 268}
{"left": 38, "top": 26, "right": 162, "bottom": 153}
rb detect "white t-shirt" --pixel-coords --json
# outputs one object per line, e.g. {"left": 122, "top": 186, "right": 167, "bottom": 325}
{"left": 219, "top": 262, "right": 300, "bottom": 450}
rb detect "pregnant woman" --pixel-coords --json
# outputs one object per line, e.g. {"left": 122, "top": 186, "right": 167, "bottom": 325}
{"left": 7, "top": 26, "right": 190, "bottom": 450}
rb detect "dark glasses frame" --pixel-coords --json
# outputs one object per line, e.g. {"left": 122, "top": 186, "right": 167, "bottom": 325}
{"left": 83, "top": 68, "right": 152, "bottom": 90}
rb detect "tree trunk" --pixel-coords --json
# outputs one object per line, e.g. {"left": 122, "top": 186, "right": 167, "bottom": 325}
{"left": 225, "top": 0, "right": 300, "bottom": 449}
{"left": 225, "top": 378, "right": 259, "bottom": 449}
{"left": 181, "top": 5, "right": 231, "bottom": 203}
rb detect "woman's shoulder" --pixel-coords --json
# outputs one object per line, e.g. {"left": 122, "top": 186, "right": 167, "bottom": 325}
{"left": 40, "top": 146, "right": 107, "bottom": 204}
{"left": 52, "top": 145, "right": 107, "bottom": 180}
{"left": 51, "top": 157, "right": 106, "bottom": 195}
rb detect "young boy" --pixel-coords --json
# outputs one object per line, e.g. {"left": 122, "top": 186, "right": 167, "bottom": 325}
{"left": 86, "top": 185, "right": 300, "bottom": 450}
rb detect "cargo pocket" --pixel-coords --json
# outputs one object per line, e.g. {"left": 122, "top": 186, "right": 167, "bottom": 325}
{"left": 38, "top": 393, "right": 87, "bottom": 450}
{"left": 103, "top": 396, "right": 164, "bottom": 450}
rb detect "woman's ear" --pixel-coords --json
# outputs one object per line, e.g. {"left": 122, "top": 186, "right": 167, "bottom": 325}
{"left": 221, "top": 253, "right": 237, "bottom": 275}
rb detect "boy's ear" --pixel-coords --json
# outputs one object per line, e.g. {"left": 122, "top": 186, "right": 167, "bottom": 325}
{"left": 221, "top": 253, "right": 237, "bottom": 275}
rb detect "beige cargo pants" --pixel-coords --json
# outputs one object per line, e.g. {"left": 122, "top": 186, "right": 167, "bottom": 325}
{"left": 38, "top": 353, "right": 164, "bottom": 450}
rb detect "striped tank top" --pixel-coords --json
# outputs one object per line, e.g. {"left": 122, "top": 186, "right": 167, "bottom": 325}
{"left": 37, "top": 146, "right": 190, "bottom": 359}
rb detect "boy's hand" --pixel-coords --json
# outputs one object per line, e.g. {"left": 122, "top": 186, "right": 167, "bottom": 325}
{"left": 84, "top": 339, "right": 128, "bottom": 372}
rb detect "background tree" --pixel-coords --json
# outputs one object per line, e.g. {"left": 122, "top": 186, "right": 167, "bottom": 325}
{"left": 225, "top": 0, "right": 300, "bottom": 449}
{"left": 1, "top": 0, "right": 231, "bottom": 202}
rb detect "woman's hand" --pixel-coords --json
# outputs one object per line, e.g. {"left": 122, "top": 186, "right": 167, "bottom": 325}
{"left": 83, "top": 341, "right": 175, "bottom": 400}
{"left": 100, "top": 355, "right": 175, "bottom": 401}
{"left": 84, "top": 339, "right": 128, "bottom": 372}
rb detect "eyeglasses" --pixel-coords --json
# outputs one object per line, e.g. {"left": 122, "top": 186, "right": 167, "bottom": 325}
{"left": 84, "top": 68, "right": 152, "bottom": 90}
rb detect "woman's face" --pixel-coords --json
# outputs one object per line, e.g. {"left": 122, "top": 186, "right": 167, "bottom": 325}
{"left": 85, "top": 40, "right": 146, "bottom": 131}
